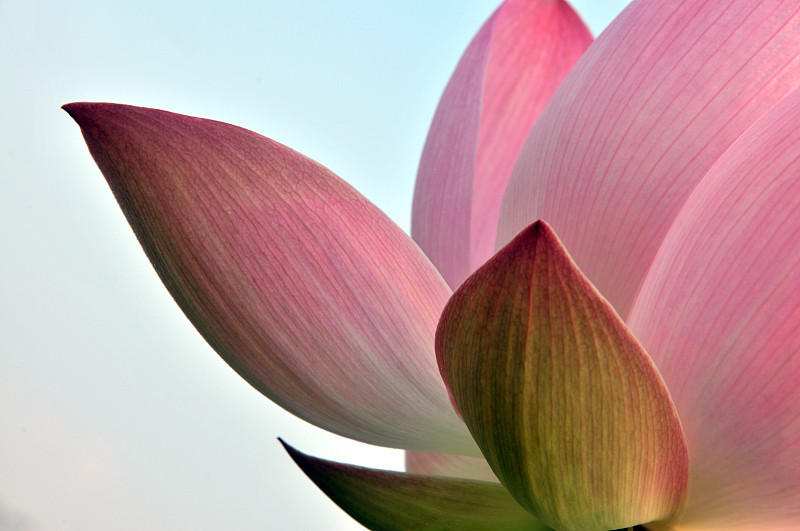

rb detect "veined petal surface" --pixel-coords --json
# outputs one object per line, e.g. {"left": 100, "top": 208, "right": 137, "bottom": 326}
{"left": 437, "top": 222, "right": 687, "bottom": 531}
{"left": 499, "top": 0, "right": 800, "bottom": 318}
{"left": 412, "top": 0, "right": 591, "bottom": 289}
{"left": 628, "top": 88, "right": 800, "bottom": 529}
{"left": 65, "top": 102, "right": 477, "bottom": 454}
{"left": 282, "top": 441, "right": 548, "bottom": 531}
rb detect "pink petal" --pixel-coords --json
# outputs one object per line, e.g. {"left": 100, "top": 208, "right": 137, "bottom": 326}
{"left": 412, "top": 0, "right": 592, "bottom": 289}
{"left": 437, "top": 222, "right": 687, "bottom": 530}
{"left": 499, "top": 0, "right": 800, "bottom": 318}
{"left": 64, "top": 102, "right": 477, "bottom": 455}
{"left": 628, "top": 88, "right": 800, "bottom": 529}
{"left": 405, "top": 451, "right": 498, "bottom": 482}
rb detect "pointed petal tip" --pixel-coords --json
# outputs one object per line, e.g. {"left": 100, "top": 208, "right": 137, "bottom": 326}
{"left": 520, "top": 219, "right": 553, "bottom": 241}
{"left": 279, "top": 438, "right": 306, "bottom": 467}
{"left": 412, "top": 0, "right": 592, "bottom": 288}
{"left": 438, "top": 219, "right": 688, "bottom": 530}
{"left": 70, "top": 102, "right": 476, "bottom": 454}
{"left": 499, "top": 1, "right": 800, "bottom": 319}
{"left": 280, "top": 438, "right": 329, "bottom": 480}
{"left": 279, "top": 438, "right": 306, "bottom": 463}
{"left": 62, "top": 102, "right": 90, "bottom": 128}
{"left": 62, "top": 101, "right": 102, "bottom": 124}
{"left": 486, "top": 220, "right": 548, "bottom": 256}
{"left": 509, "top": 219, "right": 556, "bottom": 241}
{"left": 63, "top": 102, "right": 152, "bottom": 142}
{"left": 61, "top": 101, "right": 81, "bottom": 113}
{"left": 279, "top": 440, "right": 549, "bottom": 531}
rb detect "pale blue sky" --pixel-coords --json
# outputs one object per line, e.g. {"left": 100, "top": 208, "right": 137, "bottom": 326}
{"left": 1, "top": 1, "right": 627, "bottom": 529}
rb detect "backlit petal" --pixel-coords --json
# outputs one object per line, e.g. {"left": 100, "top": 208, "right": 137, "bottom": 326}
{"left": 412, "top": 0, "right": 591, "bottom": 289}
{"left": 437, "top": 222, "right": 687, "bottom": 531}
{"left": 499, "top": 0, "right": 800, "bottom": 317}
{"left": 65, "top": 102, "right": 477, "bottom": 454}
{"left": 628, "top": 88, "right": 800, "bottom": 529}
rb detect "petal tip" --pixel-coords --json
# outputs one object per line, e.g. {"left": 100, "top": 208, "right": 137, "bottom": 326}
{"left": 438, "top": 219, "right": 688, "bottom": 530}
{"left": 62, "top": 101, "right": 102, "bottom": 125}
{"left": 278, "top": 438, "right": 304, "bottom": 467}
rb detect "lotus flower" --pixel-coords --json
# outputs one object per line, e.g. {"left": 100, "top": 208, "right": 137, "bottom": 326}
{"left": 64, "top": 0, "right": 800, "bottom": 529}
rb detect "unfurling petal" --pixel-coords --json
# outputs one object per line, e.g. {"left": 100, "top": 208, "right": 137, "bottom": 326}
{"left": 499, "top": 0, "right": 800, "bottom": 318}
{"left": 437, "top": 222, "right": 687, "bottom": 531}
{"left": 628, "top": 88, "right": 800, "bottom": 530}
{"left": 405, "top": 451, "right": 498, "bottom": 483}
{"left": 281, "top": 440, "right": 547, "bottom": 531}
{"left": 64, "top": 102, "right": 478, "bottom": 454}
{"left": 412, "top": 0, "right": 591, "bottom": 289}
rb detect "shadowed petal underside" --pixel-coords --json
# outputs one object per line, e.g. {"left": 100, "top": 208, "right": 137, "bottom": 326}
{"left": 282, "top": 440, "right": 548, "bottom": 531}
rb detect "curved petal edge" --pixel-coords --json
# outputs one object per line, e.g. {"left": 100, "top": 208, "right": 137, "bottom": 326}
{"left": 412, "top": 0, "right": 592, "bottom": 289}
{"left": 499, "top": 1, "right": 800, "bottom": 318}
{"left": 437, "top": 221, "right": 688, "bottom": 530}
{"left": 629, "top": 87, "right": 800, "bottom": 529}
{"left": 64, "top": 102, "right": 476, "bottom": 454}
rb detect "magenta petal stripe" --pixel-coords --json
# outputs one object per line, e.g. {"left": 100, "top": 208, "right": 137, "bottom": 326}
{"left": 64, "top": 102, "right": 478, "bottom": 455}
{"left": 628, "top": 88, "right": 800, "bottom": 530}
{"left": 412, "top": 0, "right": 591, "bottom": 289}
{"left": 499, "top": 0, "right": 800, "bottom": 318}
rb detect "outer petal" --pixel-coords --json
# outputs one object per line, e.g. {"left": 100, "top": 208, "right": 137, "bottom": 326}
{"left": 499, "top": 0, "right": 800, "bottom": 318}
{"left": 405, "top": 451, "right": 499, "bottom": 482}
{"left": 281, "top": 440, "right": 549, "bottom": 531}
{"left": 628, "top": 88, "right": 800, "bottom": 529}
{"left": 437, "top": 222, "right": 687, "bottom": 531}
{"left": 65, "top": 102, "right": 477, "bottom": 454}
{"left": 411, "top": 0, "right": 592, "bottom": 289}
